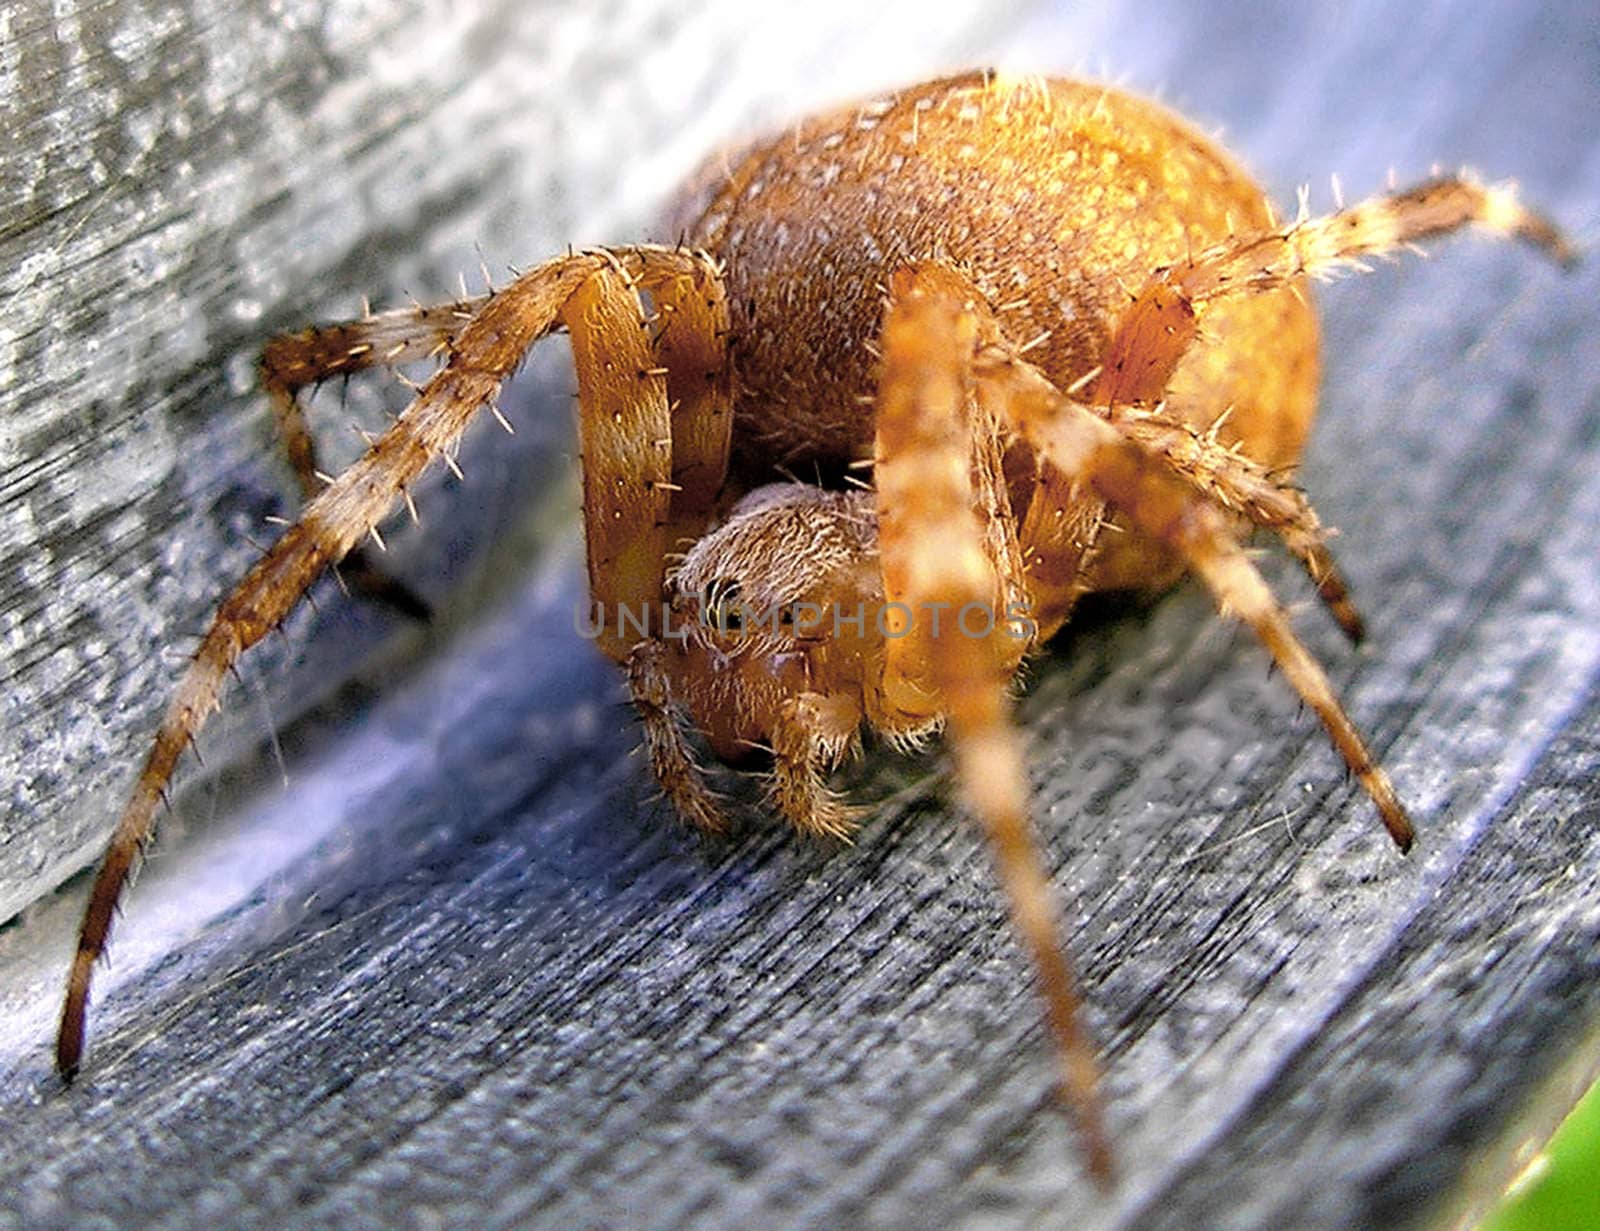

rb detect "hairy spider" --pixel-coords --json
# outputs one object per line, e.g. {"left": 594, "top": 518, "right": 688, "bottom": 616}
{"left": 56, "top": 71, "right": 1574, "bottom": 1183}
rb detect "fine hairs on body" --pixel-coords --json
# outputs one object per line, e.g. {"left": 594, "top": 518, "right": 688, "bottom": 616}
{"left": 54, "top": 71, "right": 1576, "bottom": 1183}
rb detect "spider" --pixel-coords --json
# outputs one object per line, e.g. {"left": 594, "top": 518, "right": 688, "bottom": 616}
{"left": 54, "top": 70, "right": 1574, "bottom": 1184}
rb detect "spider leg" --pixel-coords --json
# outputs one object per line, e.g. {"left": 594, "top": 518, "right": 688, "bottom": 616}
{"left": 649, "top": 258, "right": 734, "bottom": 519}
{"left": 606, "top": 252, "right": 734, "bottom": 833}
{"left": 969, "top": 399, "right": 1033, "bottom": 664}
{"left": 572, "top": 247, "right": 735, "bottom": 657}
{"left": 261, "top": 296, "right": 495, "bottom": 617}
{"left": 1097, "top": 174, "right": 1576, "bottom": 405}
{"left": 57, "top": 245, "right": 725, "bottom": 1076}
{"left": 260, "top": 296, "right": 491, "bottom": 503}
{"left": 625, "top": 641, "right": 729, "bottom": 834}
{"left": 766, "top": 692, "right": 864, "bottom": 840}
{"left": 1111, "top": 406, "right": 1366, "bottom": 642}
{"left": 975, "top": 343, "right": 1415, "bottom": 852}
{"left": 1009, "top": 451, "right": 1109, "bottom": 644}
{"left": 564, "top": 259, "right": 676, "bottom": 657}
{"left": 1002, "top": 396, "right": 1363, "bottom": 650}
{"left": 873, "top": 264, "right": 1114, "bottom": 1185}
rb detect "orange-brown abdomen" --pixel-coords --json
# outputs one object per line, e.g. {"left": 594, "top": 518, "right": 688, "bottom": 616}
{"left": 678, "top": 71, "right": 1319, "bottom": 480}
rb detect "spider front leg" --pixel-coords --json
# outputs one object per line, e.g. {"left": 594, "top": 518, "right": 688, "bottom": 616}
{"left": 56, "top": 245, "right": 728, "bottom": 1076}
{"left": 573, "top": 248, "right": 735, "bottom": 645}
{"left": 596, "top": 253, "right": 737, "bottom": 833}
{"left": 873, "top": 265, "right": 1114, "bottom": 1185}
{"left": 977, "top": 345, "right": 1415, "bottom": 851}
{"left": 994, "top": 176, "right": 1577, "bottom": 856}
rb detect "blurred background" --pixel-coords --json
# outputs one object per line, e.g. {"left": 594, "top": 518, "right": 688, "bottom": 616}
{"left": 1, "top": 2, "right": 1597, "bottom": 1228}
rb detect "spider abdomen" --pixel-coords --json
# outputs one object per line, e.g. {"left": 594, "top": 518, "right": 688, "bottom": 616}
{"left": 681, "top": 71, "right": 1320, "bottom": 481}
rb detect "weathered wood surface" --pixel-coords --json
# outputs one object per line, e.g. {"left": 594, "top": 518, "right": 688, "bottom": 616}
{"left": 0, "top": 0, "right": 1024, "bottom": 919}
{"left": 1, "top": 1, "right": 1597, "bottom": 1229}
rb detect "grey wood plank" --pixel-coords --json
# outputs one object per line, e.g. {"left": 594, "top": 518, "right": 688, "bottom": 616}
{"left": 1, "top": 1, "right": 1597, "bottom": 1229}
{"left": 0, "top": 0, "right": 1023, "bottom": 918}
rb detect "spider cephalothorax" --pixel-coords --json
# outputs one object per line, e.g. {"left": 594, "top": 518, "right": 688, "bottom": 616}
{"left": 57, "top": 70, "right": 1574, "bottom": 1182}
{"left": 666, "top": 487, "right": 882, "bottom": 756}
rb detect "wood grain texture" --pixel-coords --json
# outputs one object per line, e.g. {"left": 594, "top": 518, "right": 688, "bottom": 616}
{"left": 1, "top": 1, "right": 1597, "bottom": 1229}
{"left": 0, "top": 0, "right": 1023, "bottom": 919}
